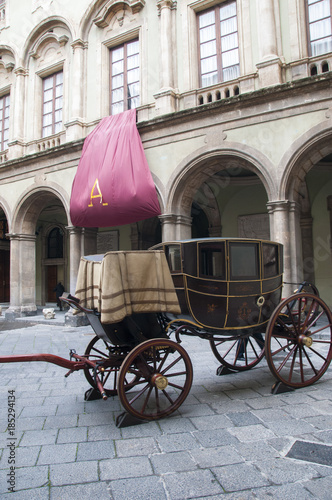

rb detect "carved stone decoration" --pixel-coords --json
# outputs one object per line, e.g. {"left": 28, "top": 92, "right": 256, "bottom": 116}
{"left": 238, "top": 213, "right": 270, "bottom": 240}
{"left": 97, "top": 230, "right": 119, "bottom": 253}
{"left": 29, "top": 33, "right": 69, "bottom": 59}
{"left": 93, "top": 0, "right": 145, "bottom": 28}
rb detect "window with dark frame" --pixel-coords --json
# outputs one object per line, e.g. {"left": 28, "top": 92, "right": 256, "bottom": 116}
{"left": 0, "top": 94, "right": 10, "bottom": 151}
{"left": 229, "top": 243, "right": 259, "bottom": 280}
{"left": 0, "top": 220, "right": 8, "bottom": 240}
{"left": 42, "top": 71, "right": 63, "bottom": 138}
{"left": 47, "top": 227, "right": 63, "bottom": 259}
{"left": 110, "top": 39, "right": 140, "bottom": 115}
{"left": 198, "top": 1, "right": 240, "bottom": 88}
{"left": 262, "top": 243, "right": 278, "bottom": 278}
{"left": 165, "top": 245, "right": 182, "bottom": 272}
{"left": 307, "top": 0, "right": 332, "bottom": 56}
{"left": 199, "top": 243, "right": 226, "bottom": 279}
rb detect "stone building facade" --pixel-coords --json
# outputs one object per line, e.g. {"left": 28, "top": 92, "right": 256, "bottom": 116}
{"left": 0, "top": 0, "right": 331, "bottom": 318}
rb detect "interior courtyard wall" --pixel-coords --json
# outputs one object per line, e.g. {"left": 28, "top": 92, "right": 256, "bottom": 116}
{"left": 307, "top": 174, "right": 332, "bottom": 305}
{"left": 218, "top": 183, "right": 268, "bottom": 237}
{"left": 0, "top": 0, "right": 331, "bottom": 313}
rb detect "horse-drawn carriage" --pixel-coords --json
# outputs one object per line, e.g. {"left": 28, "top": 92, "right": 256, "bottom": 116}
{"left": 1, "top": 238, "right": 331, "bottom": 424}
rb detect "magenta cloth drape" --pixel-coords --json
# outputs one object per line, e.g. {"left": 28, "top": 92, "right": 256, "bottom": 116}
{"left": 70, "top": 109, "right": 161, "bottom": 227}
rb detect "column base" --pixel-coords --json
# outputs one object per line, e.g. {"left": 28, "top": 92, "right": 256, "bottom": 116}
{"left": 256, "top": 57, "right": 284, "bottom": 87}
{"left": 65, "top": 310, "right": 89, "bottom": 327}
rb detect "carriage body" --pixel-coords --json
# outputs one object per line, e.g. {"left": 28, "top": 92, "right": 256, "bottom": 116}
{"left": 1, "top": 240, "right": 331, "bottom": 424}
{"left": 151, "top": 238, "right": 283, "bottom": 332}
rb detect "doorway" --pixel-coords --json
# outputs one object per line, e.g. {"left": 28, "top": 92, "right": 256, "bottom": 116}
{"left": 0, "top": 249, "right": 9, "bottom": 302}
{"left": 47, "top": 265, "right": 57, "bottom": 302}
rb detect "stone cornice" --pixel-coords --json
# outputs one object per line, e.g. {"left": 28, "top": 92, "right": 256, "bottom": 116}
{"left": 137, "top": 72, "right": 332, "bottom": 133}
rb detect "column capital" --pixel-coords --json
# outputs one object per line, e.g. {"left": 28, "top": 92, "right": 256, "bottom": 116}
{"left": 14, "top": 67, "right": 28, "bottom": 77}
{"left": 7, "top": 232, "right": 36, "bottom": 242}
{"left": 176, "top": 214, "right": 192, "bottom": 226}
{"left": 71, "top": 39, "right": 88, "bottom": 51}
{"left": 266, "top": 200, "right": 291, "bottom": 213}
{"left": 158, "top": 213, "right": 178, "bottom": 225}
{"left": 157, "top": 0, "right": 177, "bottom": 13}
{"left": 65, "top": 225, "right": 83, "bottom": 235}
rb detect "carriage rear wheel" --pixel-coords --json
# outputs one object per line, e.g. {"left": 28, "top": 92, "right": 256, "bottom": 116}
{"left": 265, "top": 293, "right": 332, "bottom": 388}
{"left": 84, "top": 336, "right": 137, "bottom": 397}
{"left": 117, "top": 338, "right": 193, "bottom": 421}
{"left": 210, "top": 333, "right": 265, "bottom": 372}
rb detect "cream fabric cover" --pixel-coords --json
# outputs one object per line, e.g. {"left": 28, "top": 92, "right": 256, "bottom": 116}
{"left": 75, "top": 250, "right": 180, "bottom": 324}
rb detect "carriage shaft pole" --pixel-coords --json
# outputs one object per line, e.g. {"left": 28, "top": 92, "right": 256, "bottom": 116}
{"left": 0, "top": 353, "right": 86, "bottom": 371}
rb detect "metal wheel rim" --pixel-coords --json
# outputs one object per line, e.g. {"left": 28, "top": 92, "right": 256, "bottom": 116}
{"left": 117, "top": 338, "right": 193, "bottom": 421}
{"left": 210, "top": 334, "right": 265, "bottom": 371}
{"left": 265, "top": 293, "right": 332, "bottom": 388}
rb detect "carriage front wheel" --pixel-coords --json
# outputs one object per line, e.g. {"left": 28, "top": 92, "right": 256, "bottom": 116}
{"left": 117, "top": 338, "right": 193, "bottom": 421}
{"left": 265, "top": 293, "right": 332, "bottom": 388}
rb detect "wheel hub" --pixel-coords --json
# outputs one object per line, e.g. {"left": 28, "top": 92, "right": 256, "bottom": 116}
{"left": 299, "top": 335, "right": 313, "bottom": 347}
{"left": 151, "top": 374, "right": 168, "bottom": 390}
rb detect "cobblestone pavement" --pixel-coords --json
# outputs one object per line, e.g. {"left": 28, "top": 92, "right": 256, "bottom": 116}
{"left": 0, "top": 320, "right": 332, "bottom": 499}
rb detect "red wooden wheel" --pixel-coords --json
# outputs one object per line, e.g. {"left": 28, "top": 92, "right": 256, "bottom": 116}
{"left": 84, "top": 336, "right": 136, "bottom": 397}
{"left": 265, "top": 293, "right": 332, "bottom": 388}
{"left": 210, "top": 333, "right": 265, "bottom": 371}
{"left": 117, "top": 338, "right": 193, "bottom": 421}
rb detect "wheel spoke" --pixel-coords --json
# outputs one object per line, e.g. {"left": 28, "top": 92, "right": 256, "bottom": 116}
{"left": 118, "top": 339, "right": 193, "bottom": 421}
{"left": 266, "top": 293, "right": 332, "bottom": 388}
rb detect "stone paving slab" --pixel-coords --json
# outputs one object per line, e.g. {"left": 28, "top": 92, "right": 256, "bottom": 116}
{"left": 0, "top": 323, "right": 331, "bottom": 498}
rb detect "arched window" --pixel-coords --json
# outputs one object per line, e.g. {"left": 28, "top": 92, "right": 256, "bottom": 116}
{"left": 47, "top": 227, "right": 63, "bottom": 258}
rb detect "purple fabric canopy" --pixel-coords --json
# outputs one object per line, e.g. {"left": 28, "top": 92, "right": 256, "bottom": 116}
{"left": 70, "top": 109, "right": 161, "bottom": 227}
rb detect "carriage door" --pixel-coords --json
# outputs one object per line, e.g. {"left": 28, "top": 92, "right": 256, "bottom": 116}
{"left": 227, "top": 241, "right": 261, "bottom": 328}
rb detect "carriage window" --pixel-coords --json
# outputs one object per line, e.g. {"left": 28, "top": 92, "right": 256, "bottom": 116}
{"left": 230, "top": 243, "right": 258, "bottom": 279}
{"left": 165, "top": 245, "right": 181, "bottom": 272}
{"left": 200, "top": 244, "right": 225, "bottom": 278}
{"left": 263, "top": 243, "right": 278, "bottom": 278}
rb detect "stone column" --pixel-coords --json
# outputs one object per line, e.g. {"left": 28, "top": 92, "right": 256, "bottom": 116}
{"left": 8, "top": 67, "right": 27, "bottom": 159}
{"left": 300, "top": 216, "right": 315, "bottom": 284}
{"left": 67, "top": 226, "right": 82, "bottom": 294}
{"left": 154, "top": 0, "right": 177, "bottom": 114}
{"left": 66, "top": 39, "right": 86, "bottom": 141}
{"left": 267, "top": 200, "right": 292, "bottom": 297}
{"left": 255, "top": 0, "right": 283, "bottom": 86}
{"left": 5, "top": 233, "right": 37, "bottom": 319}
{"left": 289, "top": 201, "right": 304, "bottom": 284}
{"left": 159, "top": 214, "right": 177, "bottom": 241}
{"left": 5, "top": 234, "right": 20, "bottom": 319}
{"left": 176, "top": 215, "right": 192, "bottom": 240}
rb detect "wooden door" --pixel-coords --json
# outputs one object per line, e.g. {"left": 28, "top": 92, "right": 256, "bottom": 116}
{"left": 0, "top": 250, "right": 10, "bottom": 302}
{"left": 47, "top": 265, "right": 57, "bottom": 302}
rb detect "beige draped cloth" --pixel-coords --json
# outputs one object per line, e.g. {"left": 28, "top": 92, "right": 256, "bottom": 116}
{"left": 75, "top": 250, "right": 180, "bottom": 324}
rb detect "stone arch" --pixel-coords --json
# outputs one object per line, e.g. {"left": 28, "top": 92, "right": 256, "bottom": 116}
{"left": 167, "top": 147, "right": 276, "bottom": 217}
{"left": 22, "top": 17, "right": 75, "bottom": 66}
{"left": 12, "top": 184, "right": 70, "bottom": 234}
{"left": 80, "top": 0, "right": 145, "bottom": 39}
{"left": 278, "top": 125, "right": 332, "bottom": 301}
{"left": 151, "top": 172, "right": 165, "bottom": 214}
{"left": 279, "top": 125, "right": 332, "bottom": 202}
{"left": 0, "top": 196, "right": 11, "bottom": 231}
{"left": 0, "top": 45, "right": 16, "bottom": 72}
